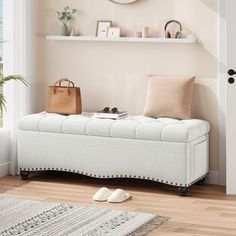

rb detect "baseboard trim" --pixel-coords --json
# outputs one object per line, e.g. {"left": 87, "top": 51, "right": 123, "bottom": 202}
{"left": 0, "top": 162, "right": 9, "bottom": 177}
{"left": 206, "top": 171, "right": 219, "bottom": 185}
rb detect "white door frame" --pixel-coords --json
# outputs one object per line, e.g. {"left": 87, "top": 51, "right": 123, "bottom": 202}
{"left": 218, "top": 0, "right": 227, "bottom": 186}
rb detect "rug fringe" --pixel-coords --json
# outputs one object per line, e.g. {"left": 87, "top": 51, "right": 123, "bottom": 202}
{"left": 126, "top": 215, "right": 169, "bottom": 236}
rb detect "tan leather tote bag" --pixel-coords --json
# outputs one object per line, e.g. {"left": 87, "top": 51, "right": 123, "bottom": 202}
{"left": 46, "top": 78, "right": 82, "bottom": 115}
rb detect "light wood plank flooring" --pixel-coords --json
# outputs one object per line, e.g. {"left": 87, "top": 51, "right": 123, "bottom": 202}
{"left": 0, "top": 172, "right": 236, "bottom": 236}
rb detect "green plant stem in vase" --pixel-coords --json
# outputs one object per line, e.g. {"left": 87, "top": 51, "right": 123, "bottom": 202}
{"left": 57, "top": 6, "right": 78, "bottom": 36}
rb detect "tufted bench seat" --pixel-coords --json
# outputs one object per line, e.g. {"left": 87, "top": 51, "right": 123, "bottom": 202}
{"left": 18, "top": 112, "right": 210, "bottom": 196}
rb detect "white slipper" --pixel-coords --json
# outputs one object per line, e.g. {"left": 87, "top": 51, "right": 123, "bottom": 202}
{"left": 107, "top": 189, "right": 131, "bottom": 203}
{"left": 93, "top": 187, "right": 112, "bottom": 202}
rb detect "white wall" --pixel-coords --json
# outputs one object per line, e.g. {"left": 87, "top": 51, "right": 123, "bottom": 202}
{"left": 35, "top": 0, "right": 219, "bottom": 173}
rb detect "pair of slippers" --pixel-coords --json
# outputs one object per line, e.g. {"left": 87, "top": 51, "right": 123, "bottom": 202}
{"left": 93, "top": 187, "right": 131, "bottom": 203}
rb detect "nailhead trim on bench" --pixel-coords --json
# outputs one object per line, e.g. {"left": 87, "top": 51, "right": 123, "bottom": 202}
{"left": 19, "top": 167, "right": 207, "bottom": 187}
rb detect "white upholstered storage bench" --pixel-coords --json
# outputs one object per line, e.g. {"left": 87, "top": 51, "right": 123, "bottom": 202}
{"left": 18, "top": 112, "right": 210, "bottom": 196}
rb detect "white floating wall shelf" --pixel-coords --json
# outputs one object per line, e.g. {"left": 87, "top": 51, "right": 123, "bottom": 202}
{"left": 46, "top": 35, "right": 197, "bottom": 44}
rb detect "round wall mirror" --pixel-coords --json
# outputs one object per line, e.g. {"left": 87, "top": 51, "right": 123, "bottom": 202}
{"left": 109, "top": 0, "right": 140, "bottom": 4}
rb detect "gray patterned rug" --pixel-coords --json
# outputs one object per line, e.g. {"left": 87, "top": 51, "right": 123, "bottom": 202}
{"left": 0, "top": 197, "right": 168, "bottom": 236}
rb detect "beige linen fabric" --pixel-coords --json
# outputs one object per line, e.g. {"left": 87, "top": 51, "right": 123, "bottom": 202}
{"left": 144, "top": 76, "right": 195, "bottom": 119}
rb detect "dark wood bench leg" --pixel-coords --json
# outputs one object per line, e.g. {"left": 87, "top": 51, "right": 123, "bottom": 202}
{"left": 178, "top": 187, "right": 188, "bottom": 196}
{"left": 196, "top": 177, "right": 206, "bottom": 186}
{"left": 20, "top": 171, "right": 29, "bottom": 180}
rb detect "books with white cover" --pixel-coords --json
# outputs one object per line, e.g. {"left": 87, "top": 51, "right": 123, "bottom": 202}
{"left": 93, "top": 111, "right": 128, "bottom": 119}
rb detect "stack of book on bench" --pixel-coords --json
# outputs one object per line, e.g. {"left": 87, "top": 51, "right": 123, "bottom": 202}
{"left": 93, "top": 111, "right": 128, "bottom": 120}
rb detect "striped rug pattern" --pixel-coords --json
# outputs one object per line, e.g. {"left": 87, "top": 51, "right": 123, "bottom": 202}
{"left": 0, "top": 197, "right": 168, "bottom": 236}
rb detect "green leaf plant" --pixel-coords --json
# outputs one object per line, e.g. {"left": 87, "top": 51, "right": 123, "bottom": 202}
{"left": 57, "top": 6, "right": 78, "bottom": 26}
{"left": 0, "top": 68, "right": 27, "bottom": 114}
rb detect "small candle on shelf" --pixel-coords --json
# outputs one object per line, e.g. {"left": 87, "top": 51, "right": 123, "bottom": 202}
{"left": 135, "top": 32, "right": 142, "bottom": 38}
{"left": 142, "top": 27, "right": 150, "bottom": 38}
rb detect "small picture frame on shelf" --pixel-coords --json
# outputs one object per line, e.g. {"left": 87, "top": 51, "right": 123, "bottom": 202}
{"left": 108, "top": 27, "right": 121, "bottom": 38}
{"left": 96, "top": 21, "right": 112, "bottom": 37}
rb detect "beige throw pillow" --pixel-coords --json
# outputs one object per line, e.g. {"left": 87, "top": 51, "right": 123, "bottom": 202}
{"left": 143, "top": 76, "right": 195, "bottom": 119}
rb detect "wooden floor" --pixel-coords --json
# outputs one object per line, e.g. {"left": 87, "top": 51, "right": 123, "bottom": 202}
{"left": 0, "top": 172, "right": 236, "bottom": 236}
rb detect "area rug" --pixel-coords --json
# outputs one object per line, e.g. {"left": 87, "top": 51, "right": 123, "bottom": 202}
{"left": 0, "top": 197, "right": 169, "bottom": 236}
